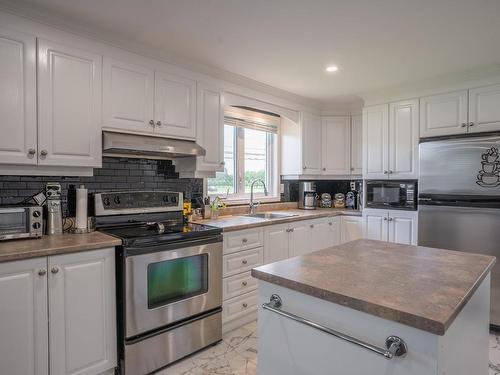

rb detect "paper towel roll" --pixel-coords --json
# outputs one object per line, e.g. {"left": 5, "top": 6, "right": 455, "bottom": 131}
{"left": 75, "top": 185, "right": 88, "bottom": 230}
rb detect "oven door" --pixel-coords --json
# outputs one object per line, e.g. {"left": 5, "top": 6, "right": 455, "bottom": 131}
{"left": 0, "top": 208, "right": 29, "bottom": 239}
{"left": 124, "top": 235, "right": 222, "bottom": 339}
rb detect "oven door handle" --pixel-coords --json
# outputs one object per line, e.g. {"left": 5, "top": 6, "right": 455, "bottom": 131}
{"left": 124, "top": 234, "right": 223, "bottom": 256}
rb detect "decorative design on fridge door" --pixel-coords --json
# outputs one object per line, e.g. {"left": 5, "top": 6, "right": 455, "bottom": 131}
{"left": 476, "top": 147, "right": 500, "bottom": 187}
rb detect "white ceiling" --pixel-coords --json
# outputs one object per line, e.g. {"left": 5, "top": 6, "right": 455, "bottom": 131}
{"left": 6, "top": 0, "right": 500, "bottom": 105}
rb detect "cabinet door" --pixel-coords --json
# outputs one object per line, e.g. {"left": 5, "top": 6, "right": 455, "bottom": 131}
{"left": 0, "top": 257, "right": 48, "bottom": 375}
{"left": 264, "top": 223, "right": 290, "bottom": 264}
{"left": 196, "top": 81, "right": 224, "bottom": 171}
{"left": 362, "top": 105, "right": 389, "bottom": 179}
{"left": 0, "top": 28, "right": 37, "bottom": 165}
{"left": 388, "top": 211, "right": 418, "bottom": 245}
{"left": 310, "top": 219, "right": 331, "bottom": 251}
{"left": 340, "top": 215, "right": 363, "bottom": 244}
{"left": 103, "top": 57, "right": 154, "bottom": 132}
{"left": 301, "top": 112, "right": 322, "bottom": 174}
{"left": 37, "top": 39, "right": 102, "bottom": 167}
{"left": 154, "top": 71, "right": 196, "bottom": 139}
{"left": 289, "top": 221, "right": 312, "bottom": 257}
{"left": 419, "top": 90, "right": 468, "bottom": 138}
{"left": 321, "top": 116, "right": 351, "bottom": 175}
{"left": 468, "top": 84, "right": 500, "bottom": 133}
{"left": 363, "top": 209, "right": 388, "bottom": 241}
{"left": 389, "top": 99, "right": 419, "bottom": 179}
{"left": 350, "top": 114, "right": 363, "bottom": 175}
{"left": 49, "top": 248, "right": 116, "bottom": 375}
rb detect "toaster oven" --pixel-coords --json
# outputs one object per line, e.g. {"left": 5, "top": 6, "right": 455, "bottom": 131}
{"left": 0, "top": 205, "right": 43, "bottom": 241}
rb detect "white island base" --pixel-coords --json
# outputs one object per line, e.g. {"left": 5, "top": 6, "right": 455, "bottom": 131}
{"left": 257, "top": 275, "right": 490, "bottom": 375}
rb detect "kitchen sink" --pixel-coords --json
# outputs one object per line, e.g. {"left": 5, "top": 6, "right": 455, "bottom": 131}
{"left": 243, "top": 212, "right": 299, "bottom": 219}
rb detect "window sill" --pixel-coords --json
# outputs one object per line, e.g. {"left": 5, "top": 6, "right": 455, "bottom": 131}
{"left": 209, "top": 196, "right": 282, "bottom": 206}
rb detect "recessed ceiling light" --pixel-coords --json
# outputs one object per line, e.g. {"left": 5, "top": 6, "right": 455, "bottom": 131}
{"left": 326, "top": 65, "right": 339, "bottom": 73}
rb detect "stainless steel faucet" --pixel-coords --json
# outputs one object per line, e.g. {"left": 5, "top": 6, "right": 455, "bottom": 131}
{"left": 249, "top": 179, "right": 268, "bottom": 214}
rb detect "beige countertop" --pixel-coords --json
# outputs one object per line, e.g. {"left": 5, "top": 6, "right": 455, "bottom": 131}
{"left": 193, "top": 208, "right": 362, "bottom": 231}
{"left": 0, "top": 231, "right": 122, "bottom": 263}
{"left": 251, "top": 239, "right": 496, "bottom": 335}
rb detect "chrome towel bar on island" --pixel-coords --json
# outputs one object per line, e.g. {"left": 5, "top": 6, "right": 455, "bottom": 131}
{"left": 262, "top": 294, "right": 408, "bottom": 360}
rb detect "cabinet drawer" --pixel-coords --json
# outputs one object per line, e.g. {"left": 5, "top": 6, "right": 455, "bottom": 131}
{"left": 223, "top": 271, "right": 258, "bottom": 301}
{"left": 222, "top": 290, "right": 258, "bottom": 323}
{"left": 223, "top": 247, "right": 263, "bottom": 277}
{"left": 223, "top": 228, "right": 263, "bottom": 254}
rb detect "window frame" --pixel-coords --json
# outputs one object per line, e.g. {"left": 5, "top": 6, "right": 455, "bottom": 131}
{"left": 207, "top": 120, "right": 281, "bottom": 205}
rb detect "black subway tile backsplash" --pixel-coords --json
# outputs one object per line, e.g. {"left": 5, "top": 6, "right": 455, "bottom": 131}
{"left": 0, "top": 157, "right": 203, "bottom": 217}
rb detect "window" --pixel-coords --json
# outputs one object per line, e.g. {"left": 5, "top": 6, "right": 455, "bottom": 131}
{"left": 207, "top": 107, "right": 279, "bottom": 202}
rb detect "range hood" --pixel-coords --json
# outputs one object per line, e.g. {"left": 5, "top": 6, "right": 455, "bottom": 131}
{"left": 102, "top": 131, "right": 206, "bottom": 160}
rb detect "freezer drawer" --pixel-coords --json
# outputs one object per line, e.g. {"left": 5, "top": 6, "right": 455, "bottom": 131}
{"left": 418, "top": 204, "right": 500, "bottom": 326}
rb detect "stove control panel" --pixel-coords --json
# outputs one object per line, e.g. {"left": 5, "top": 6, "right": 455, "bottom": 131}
{"left": 94, "top": 191, "right": 183, "bottom": 216}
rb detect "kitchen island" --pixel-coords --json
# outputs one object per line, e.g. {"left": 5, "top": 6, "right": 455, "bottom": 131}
{"left": 251, "top": 239, "right": 495, "bottom": 375}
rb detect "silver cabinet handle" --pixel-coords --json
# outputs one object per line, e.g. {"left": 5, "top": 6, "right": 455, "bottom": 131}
{"left": 242, "top": 259, "right": 248, "bottom": 265}
{"left": 149, "top": 120, "right": 155, "bottom": 126}
{"left": 28, "top": 148, "right": 36, "bottom": 156}
{"left": 461, "top": 123, "right": 467, "bottom": 128}
{"left": 38, "top": 269, "right": 47, "bottom": 276}
{"left": 40, "top": 150, "right": 48, "bottom": 156}
{"left": 263, "top": 294, "right": 408, "bottom": 360}
{"left": 51, "top": 266, "right": 59, "bottom": 274}
{"left": 242, "top": 303, "right": 248, "bottom": 308}
{"left": 242, "top": 281, "right": 248, "bottom": 286}
{"left": 156, "top": 121, "right": 162, "bottom": 127}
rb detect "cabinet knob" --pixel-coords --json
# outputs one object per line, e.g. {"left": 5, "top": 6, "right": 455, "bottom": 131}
{"left": 242, "top": 238, "right": 248, "bottom": 243}
{"left": 28, "top": 148, "right": 36, "bottom": 156}
{"left": 329, "top": 222, "right": 333, "bottom": 226}
{"left": 310, "top": 224, "right": 314, "bottom": 228}
{"left": 40, "top": 150, "right": 48, "bottom": 156}
{"left": 38, "top": 269, "right": 47, "bottom": 276}
{"left": 389, "top": 170, "right": 393, "bottom": 174}
{"left": 242, "top": 303, "right": 248, "bottom": 308}
{"left": 383, "top": 217, "right": 388, "bottom": 221}
{"left": 322, "top": 168, "right": 326, "bottom": 171}
{"left": 468, "top": 122, "right": 474, "bottom": 127}
{"left": 303, "top": 166, "right": 307, "bottom": 169}
{"left": 383, "top": 170, "right": 388, "bottom": 174}
{"left": 388, "top": 217, "right": 393, "bottom": 221}
{"left": 149, "top": 120, "right": 155, "bottom": 126}
{"left": 242, "top": 281, "right": 248, "bottom": 286}
{"left": 461, "top": 123, "right": 467, "bottom": 128}
{"left": 220, "top": 161, "right": 225, "bottom": 166}
{"left": 156, "top": 121, "right": 162, "bottom": 127}
{"left": 51, "top": 266, "right": 59, "bottom": 274}
{"left": 350, "top": 167, "right": 354, "bottom": 171}
{"left": 289, "top": 228, "right": 294, "bottom": 232}
{"left": 242, "top": 259, "right": 248, "bottom": 265}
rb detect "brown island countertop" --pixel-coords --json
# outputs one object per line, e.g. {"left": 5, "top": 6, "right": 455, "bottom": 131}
{"left": 251, "top": 239, "right": 496, "bottom": 335}
{"left": 193, "top": 208, "right": 361, "bottom": 232}
{"left": 0, "top": 231, "right": 122, "bottom": 263}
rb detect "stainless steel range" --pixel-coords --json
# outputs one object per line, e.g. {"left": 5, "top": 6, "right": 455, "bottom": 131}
{"left": 94, "top": 191, "right": 223, "bottom": 375}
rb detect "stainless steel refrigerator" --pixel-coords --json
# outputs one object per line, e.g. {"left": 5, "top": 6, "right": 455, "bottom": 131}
{"left": 418, "top": 133, "right": 500, "bottom": 327}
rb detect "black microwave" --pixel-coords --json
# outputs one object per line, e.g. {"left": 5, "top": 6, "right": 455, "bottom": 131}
{"left": 365, "top": 180, "right": 417, "bottom": 210}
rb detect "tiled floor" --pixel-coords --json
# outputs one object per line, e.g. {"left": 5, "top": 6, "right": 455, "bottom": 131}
{"left": 156, "top": 322, "right": 500, "bottom": 375}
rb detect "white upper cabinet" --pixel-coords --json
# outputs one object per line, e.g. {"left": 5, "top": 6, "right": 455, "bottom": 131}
{"left": 0, "top": 28, "right": 37, "bottom": 165}
{"left": 468, "top": 84, "right": 500, "bottom": 133}
{"left": 350, "top": 114, "right": 363, "bottom": 175}
{"left": 389, "top": 99, "right": 419, "bottom": 179}
{"left": 0, "top": 257, "right": 48, "bottom": 375}
{"left": 195, "top": 81, "right": 224, "bottom": 171}
{"left": 301, "top": 112, "right": 322, "bottom": 175}
{"left": 419, "top": 90, "right": 468, "bottom": 138}
{"left": 321, "top": 116, "right": 351, "bottom": 175}
{"left": 154, "top": 71, "right": 196, "bottom": 139}
{"left": 48, "top": 248, "right": 116, "bottom": 375}
{"left": 102, "top": 57, "right": 155, "bottom": 133}
{"left": 37, "top": 39, "right": 102, "bottom": 168}
{"left": 362, "top": 104, "right": 389, "bottom": 179}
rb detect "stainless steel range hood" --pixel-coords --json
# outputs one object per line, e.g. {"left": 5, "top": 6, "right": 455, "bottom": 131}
{"left": 102, "top": 131, "right": 206, "bottom": 160}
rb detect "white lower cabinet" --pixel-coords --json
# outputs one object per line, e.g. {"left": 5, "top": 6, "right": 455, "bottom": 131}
{"left": 263, "top": 223, "right": 290, "bottom": 264}
{"left": 340, "top": 215, "right": 363, "bottom": 243}
{"left": 0, "top": 248, "right": 116, "bottom": 375}
{"left": 0, "top": 257, "right": 48, "bottom": 375}
{"left": 363, "top": 209, "right": 418, "bottom": 245}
